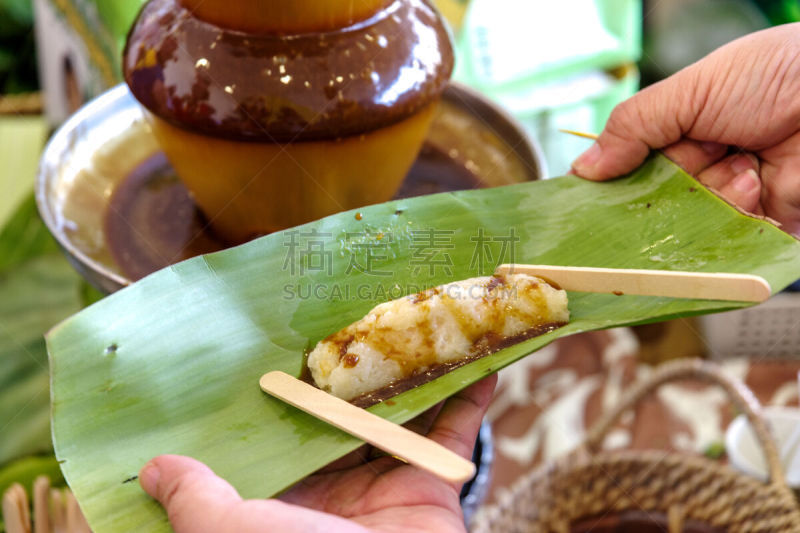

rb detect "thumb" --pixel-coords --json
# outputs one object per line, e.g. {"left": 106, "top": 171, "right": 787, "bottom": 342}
{"left": 140, "top": 455, "right": 243, "bottom": 533}
{"left": 572, "top": 66, "right": 704, "bottom": 181}
{"left": 140, "top": 455, "right": 367, "bottom": 533}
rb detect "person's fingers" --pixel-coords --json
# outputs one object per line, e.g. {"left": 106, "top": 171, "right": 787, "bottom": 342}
{"left": 426, "top": 374, "right": 497, "bottom": 463}
{"left": 141, "top": 455, "right": 363, "bottom": 533}
{"left": 140, "top": 455, "right": 244, "bottom": 533}
{"left": 572, "top": 67, "right": 704, "bottom": 181}
{"left": 716, "top": 170, "right": 763, "bottom": 214}
{"left": 404, "top": 401, "right": 445, "bottom": 436}
{"left": 759, "top": 131, "right": 800, "bottom": 236}
{"left": 661, "top": 140, "right": 727, "bottom": 176}
{"left": 312, "top": 444, "right": 373, "bottom": 475}
{"left": 695, "top": 153, "right": 759, "bottom": 191}
{"left": 693, "top": 153, "right": 763, "bottom": 213}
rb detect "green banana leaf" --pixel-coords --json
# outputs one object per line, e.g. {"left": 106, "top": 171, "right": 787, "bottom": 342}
{"left": 0, "top": 196, "right": 60, "bottom": 274}
{"left": 48, "top": 154, "right": 800, "bottom": 532}
{"left": 0, "top": 197, "right": 93, "bottom": 533}
{"left": 0, "top": 194, "right": 87, "bottom": 466}
{"left": 0, "top": 254, "right": 84, "bottom": 465}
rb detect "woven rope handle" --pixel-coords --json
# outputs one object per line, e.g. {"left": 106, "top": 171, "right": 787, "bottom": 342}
{"left": 583, "top": 358, "right": 788, "bottom": 490}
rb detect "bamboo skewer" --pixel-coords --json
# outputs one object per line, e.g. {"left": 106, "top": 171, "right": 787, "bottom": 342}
{"left": 495, "top": 264, "right": 771, "bottom": 303}
{"left": 259, "top": 371, "right": 476, "bottom": 484}
{"left": 559, "top": 129, "right": 599, "bottom": 140}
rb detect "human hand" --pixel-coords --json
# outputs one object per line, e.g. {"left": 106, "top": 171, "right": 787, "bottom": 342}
{"left": 138, "top": 375, "right": 497, "bottom": 533}
{"left": 571, "top": 23, "right": 800, "bottom": 237}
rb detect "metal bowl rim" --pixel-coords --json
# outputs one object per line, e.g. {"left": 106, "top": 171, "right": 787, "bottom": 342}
{"left": 35, "top": 84, "right": 133, "bottom": 292}
{"left": 36, "top": 82, "right": 548, "bottom": 292}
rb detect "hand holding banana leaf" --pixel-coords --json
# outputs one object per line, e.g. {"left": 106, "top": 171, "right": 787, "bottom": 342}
{"left": 48, "top": 24, "right": 800, "bottom": 533}
{"left": 572, "top": 23, "right": 800, "bottom": 238}
{"left": 137, "top": 377, "right": 495, "bottom": 533}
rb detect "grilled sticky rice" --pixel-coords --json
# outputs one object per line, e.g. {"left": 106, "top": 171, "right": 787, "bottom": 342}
{"left": 307, "top": 273, "right": 569, "bottom": 401}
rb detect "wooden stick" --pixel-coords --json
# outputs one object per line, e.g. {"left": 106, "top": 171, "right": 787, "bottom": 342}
{"left": 559, "top": 129, "right": 599, "bottom": 140}
{"left": 495, "top": 264, "right": 771, "bottom": 302}
{"left": 33, "top": 476, "right": 50, "bottom": 533}
{"left": 49, "top": 489, "right": 66, "bottom": 533}
{"left": 259, "top": 371, "right": 476, "bottom": 484}
{"left": 2, "top": 483, "right": 30, "bottom": 533}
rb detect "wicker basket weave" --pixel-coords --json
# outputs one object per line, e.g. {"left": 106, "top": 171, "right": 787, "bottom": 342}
{"left": 471, "top": 359, "right": 800, "bottom": 532}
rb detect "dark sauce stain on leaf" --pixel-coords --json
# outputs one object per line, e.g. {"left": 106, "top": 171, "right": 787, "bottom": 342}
{"left": 349, "top": 322, "right": 566, "bottom": 408}
{"left": 613, "top": 291, "right": 624, "bottom": 296}
{"left": 122, "top": 475, "right": 139, "bottom": 484}
{"left": 104, "top": 344, "right": 118, "bottom": 356}
{"left": 689, "top": 187, "right": 697, "bottom": 192}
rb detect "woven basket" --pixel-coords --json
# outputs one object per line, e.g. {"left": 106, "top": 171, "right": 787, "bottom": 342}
{"left": 471, "top": 359, "right": 800, "bottom": 532}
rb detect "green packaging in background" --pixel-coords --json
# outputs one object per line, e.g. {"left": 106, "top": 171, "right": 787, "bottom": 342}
{"left": 452, "top": 0, "right": 642, "bottom": 176}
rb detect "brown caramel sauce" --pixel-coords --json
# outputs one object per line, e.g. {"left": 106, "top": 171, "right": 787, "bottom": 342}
{"left": 105, "top": 153, "right": 222, "bottom": 281}
{"left": 350, "top": 321, "right": 565, "bottom": 408}
{"left": 105, "top": 141, "right": 483, "bottom": 281}
{"left": 308, "top": 276, "right": 564, "bottom": 407}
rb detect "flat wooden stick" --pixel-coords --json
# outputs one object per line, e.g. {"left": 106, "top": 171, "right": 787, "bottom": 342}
{"left": 49, "top": 489, "right": 66, "bottom": 533}
{"left": 33, "top": 476, "right": 50, "bottom": 533}
{"left": 259, "top": 371, "right": 476, "bottom": 484}
{"left": 2, "top": 483, "right": 30, "bottom": 533}
{"left": 495, "top": 264, "right": 771, "bottom": 302}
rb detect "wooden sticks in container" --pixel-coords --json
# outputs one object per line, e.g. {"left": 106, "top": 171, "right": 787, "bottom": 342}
{"left": 1, "top": 477, "right": 90, "bottom": 533}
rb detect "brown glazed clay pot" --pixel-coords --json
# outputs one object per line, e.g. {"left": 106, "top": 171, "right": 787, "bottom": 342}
{"left": 124, "top": 0, "right": 454, "bottom": 243}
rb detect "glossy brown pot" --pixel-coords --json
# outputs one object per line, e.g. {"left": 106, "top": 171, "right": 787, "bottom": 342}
{"left": 124, "top": 0, "right": 454, "bottom": 243}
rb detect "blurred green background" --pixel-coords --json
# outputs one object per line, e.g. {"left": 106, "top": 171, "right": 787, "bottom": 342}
{"left": 0, "top": 0, "right": 798, "bottom": 529}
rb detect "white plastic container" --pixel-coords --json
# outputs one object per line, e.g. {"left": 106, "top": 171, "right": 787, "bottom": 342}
{"left": 726, "top": 406, "right": 800, "bottom": 491}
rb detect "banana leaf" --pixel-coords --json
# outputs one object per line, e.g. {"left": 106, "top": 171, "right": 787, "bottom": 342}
{"left": 0, "top": 193, "right": 87, "bottom": 465}
{"left": 0, "top": 196, "right": 60, "bottom": 274}
{"left": 47, "top": 154, "right": 800, "bottom": 532}
{"left": 0, "top": 253, "right": 84, "bottom": 465}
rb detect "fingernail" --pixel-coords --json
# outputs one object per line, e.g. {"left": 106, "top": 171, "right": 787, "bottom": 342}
{"left": 731, "top": 155, "right": 755, "bottom": 174}
{"left": 701, "top": 141, "right": 724, "bottom": 154}
{"left": 139, "top": 462, "right": 161, "bottom": 496}
{"left": 573, "top": 143, "right": 602, "bottom": 170}
{"left": 732, "top": 169, "right": 759, "bottom": 193}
